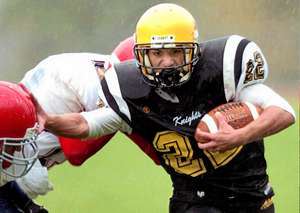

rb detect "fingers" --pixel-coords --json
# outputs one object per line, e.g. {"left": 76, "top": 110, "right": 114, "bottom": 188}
{"left": 195, "top": 129, "right": 221, "bottom": 151}
{"left": 197, "top": 140, "right": 217, "bottom": 150}
{"left": 197, "top": 140, "right": 230, "bottom": 152}
{"left": 195, "top": 113, "right": 235, "bottom": 152}
{"left": 197, "top": 140, "right": 229, "bottom": 152}
{"left": 194, "top": 128, "right": 214, "bottom": 142}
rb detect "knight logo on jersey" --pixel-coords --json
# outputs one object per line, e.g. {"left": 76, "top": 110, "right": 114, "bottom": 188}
{"left": 173, "top": 111, "right": 202, "bottom": 126}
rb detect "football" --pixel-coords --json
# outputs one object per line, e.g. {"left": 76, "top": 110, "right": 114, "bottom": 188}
{"left": 197, "top": 102, "right": 262, "bottom": 135}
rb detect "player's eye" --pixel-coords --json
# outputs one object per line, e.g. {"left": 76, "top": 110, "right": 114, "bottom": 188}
{"left": 151, "top": 50, "right": 161, "bottom": 56}
{"left": 172, "top": 48, "right": 184, "bottom": 55}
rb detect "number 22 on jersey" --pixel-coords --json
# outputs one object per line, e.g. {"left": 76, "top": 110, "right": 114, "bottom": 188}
{"left": 153, "top": 131, "right": 243, "bottom": 177}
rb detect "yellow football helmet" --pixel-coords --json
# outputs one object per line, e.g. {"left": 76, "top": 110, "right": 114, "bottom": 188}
{"left": 134, "top": 3, "right": 200, "bottom": 88}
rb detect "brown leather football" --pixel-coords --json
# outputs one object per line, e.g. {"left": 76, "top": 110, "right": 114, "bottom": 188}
{"left": 197, "top": 102, "right": 262, "bottom": 135}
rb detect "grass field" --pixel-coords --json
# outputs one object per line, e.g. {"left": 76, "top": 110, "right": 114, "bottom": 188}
{"left": 37, "top": 103, "right": 299, "bottom": 213}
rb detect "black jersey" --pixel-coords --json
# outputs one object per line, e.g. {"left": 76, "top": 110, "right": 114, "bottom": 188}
{"left": 101, "top": 35, "right": 272, "bottom": 199}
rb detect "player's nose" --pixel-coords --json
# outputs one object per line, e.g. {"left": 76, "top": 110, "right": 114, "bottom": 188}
{"left": 161, "top": 54, "right": 176, "bottom": 67}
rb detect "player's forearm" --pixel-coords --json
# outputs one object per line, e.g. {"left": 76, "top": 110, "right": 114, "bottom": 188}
{"left": 238, "top": 106, "right": 295, "bottom": 144}
{"left": 45, "top": 113, "right": 89, "bottom": 138}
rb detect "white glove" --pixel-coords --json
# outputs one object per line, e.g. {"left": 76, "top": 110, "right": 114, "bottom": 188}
{"left": 16, "top": 160, "right": 53, "bottom": 199}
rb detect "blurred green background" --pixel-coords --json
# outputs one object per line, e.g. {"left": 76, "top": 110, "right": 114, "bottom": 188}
{"left": 0, "top": 0, "right": 299, "bottom": 91}
{"left": 0, "top": 0, "right": 298, "bottom": 212}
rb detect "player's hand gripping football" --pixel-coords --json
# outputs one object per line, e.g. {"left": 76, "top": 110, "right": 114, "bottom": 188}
{"left": 194, "top": 102, "right": 262, "bottom": 152}
{"left": 195, "top": 112, "right": 244, "bottom": 152}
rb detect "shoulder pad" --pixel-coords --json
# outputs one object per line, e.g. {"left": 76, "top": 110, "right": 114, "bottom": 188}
{"left": 114, "top": 60, "right": 151, "bottom": 99}
{"left": 198, "top": 36, "right": 230, "bottom": 72}
{"left": 236, "top": 40, "right": 268, "bottom": 93}
{"left": 200, "top": 36, "right": 229, "bottom": 57}
{"left": 200, "top": 35, "right": 268, "bottom": 101}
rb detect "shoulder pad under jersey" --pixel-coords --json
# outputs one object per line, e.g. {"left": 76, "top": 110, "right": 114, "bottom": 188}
{"left": 101, "top": 60, "right": 151, "bottom": 126}
{"left": 113, "top": 60, "right": 151, "bottom": 99}
{"left": 200, "top": 35, "right": 268, "bottom": 101}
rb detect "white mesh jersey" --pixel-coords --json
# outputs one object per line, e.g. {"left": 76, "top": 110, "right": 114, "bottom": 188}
{"left": 20, "top": 53, "right": 110, "bottom": 167}
{"left": 1, "top": 53, "right": 110, "bottom": 186}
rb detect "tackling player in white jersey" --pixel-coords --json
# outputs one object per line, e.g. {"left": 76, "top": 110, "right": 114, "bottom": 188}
{"left": 0, "top": 81, "right": 42, "bottom": 213}
{"left": 0, "top": 36, "right": 159, "bottom": 212}
{"left": 1, "top": 53, "right": 113, "bottom": 213}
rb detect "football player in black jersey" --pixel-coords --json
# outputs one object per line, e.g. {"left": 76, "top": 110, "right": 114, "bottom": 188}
{"left": 41, "top": 3, "right": 295, "bottom": 213}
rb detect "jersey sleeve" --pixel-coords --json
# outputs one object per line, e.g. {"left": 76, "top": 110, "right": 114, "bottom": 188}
{"left": 81, "top": 107, "right": 132, "bottom": 138}
{"left": 235, "top": 83, "right": 296, "bottom": 119}
{"left": 221, "top": 35, "right": 269, "bottom": 101}
{"left": 235, "top": 40, "right": 269, "bottom": 95}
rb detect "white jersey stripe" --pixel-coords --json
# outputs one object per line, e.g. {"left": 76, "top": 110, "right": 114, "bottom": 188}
{"left": 223, "top": 35, "right": 244, "bottom": 101}
{"left": 104, "top": 66, "right": 131, "bottom": 121}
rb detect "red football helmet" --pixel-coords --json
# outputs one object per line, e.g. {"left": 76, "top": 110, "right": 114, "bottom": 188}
{"left": 111, "top": 35, "right": 135, "bottom": 63}
{"left": 0, "top": 81, "right": 39, "bottom": 178}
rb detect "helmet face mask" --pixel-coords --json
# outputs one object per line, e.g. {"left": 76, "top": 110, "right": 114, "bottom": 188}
{"left": 0, "top": 124, "right": 39, "bottom": 178}
{"left": 134, "top": 3, "right": 200, "bottom": 88}
{"left": 134, "top": 43, "right": 199, "bottom": 88}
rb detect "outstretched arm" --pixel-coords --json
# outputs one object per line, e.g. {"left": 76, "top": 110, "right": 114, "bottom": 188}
{"left": 44, "top": 113, "right": 89, "bottom": 138}
{"left": 33, "top": 94, "right": 161, "bottom": 165}
{"left": 34, "top": 95, "right": 89, "bottom": 138}
{"left": 33, "top": 94, "right": 126, "bottom": 139}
